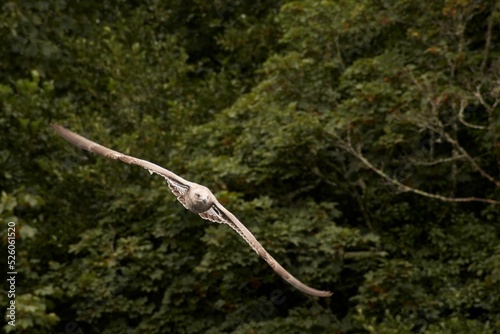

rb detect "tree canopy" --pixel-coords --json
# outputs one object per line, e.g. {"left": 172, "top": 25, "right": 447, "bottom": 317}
{"left": 1, "top": 0, "right": 499, "bottom": 333}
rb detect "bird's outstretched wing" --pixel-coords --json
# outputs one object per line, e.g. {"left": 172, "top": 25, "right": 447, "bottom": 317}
{"left": 200, "top": 201, "right": 333, "bottom": 298}
{"left": 51, "top": 123, "right": 191, "bottom": 208}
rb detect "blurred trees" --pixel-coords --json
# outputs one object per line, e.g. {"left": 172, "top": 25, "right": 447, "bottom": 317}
{"left": 0, "top": 0, "right": 499, "bottom": 333}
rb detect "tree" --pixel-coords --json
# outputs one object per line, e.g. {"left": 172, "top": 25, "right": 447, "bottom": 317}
{"left": 1, "top": 0, "right": 499, "bottom": 333}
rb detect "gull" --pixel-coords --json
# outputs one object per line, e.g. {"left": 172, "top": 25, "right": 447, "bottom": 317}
{"left": 51, "top": 124, "right": 332, "bottom": 297}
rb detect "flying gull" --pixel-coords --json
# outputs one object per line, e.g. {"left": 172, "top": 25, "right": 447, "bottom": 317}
{"left": 51, "top": 123, "right": 332, "bottom": 297}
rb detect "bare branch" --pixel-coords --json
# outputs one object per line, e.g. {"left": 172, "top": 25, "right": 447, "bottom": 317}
{"left": 408, "top": 155, "right": 466, "bottom": 166}
{"left": 474, "top": 86, "right": 499, "bottom": 114}
{"left": 457, "top": 99, "right": 487, "bottom": 130}
{"left": 431, "top": 119, "right": 500, "bottom": 187}
{"left": 352, "top": 145, "right": 500, "bottom": 204}
{"left": 327, "top": 131, "right": 500, "bottom": 205}
{"left": 481, "top": 1, "right": 497, "bottom": 73}
{"left": 408, "top": 79, "right": 499, "bottom": 187}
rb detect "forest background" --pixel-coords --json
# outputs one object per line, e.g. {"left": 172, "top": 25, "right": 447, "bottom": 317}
{"left": 0, "top": 0, "right": 499, "bottom": 333}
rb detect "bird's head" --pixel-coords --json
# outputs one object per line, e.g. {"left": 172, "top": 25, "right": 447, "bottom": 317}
{"left": 187, "top": 185, "right": 214, "bottom": 213}
{"left": 194, "top": 189, "right": 210, "bottom": 205}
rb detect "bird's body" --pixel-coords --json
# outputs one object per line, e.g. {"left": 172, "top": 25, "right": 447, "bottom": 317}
{"left": 51, "top": 124, "right": 332, "bottom": 298}
{"left": 185, "top": 185, "right": 214, "bottom": 213}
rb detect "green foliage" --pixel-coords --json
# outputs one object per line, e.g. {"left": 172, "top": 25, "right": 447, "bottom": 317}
{"left": 1, "top": 0, "right": 499, "bottom": 333}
